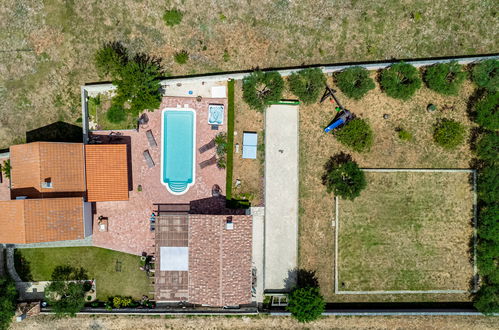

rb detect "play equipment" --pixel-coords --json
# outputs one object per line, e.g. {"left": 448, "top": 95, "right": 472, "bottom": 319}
{"left": 321, "top": 85, "right": 353, "bottom": 133}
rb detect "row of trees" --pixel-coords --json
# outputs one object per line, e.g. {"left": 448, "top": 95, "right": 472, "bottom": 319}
{"left": 242, "top": 59, "right": 498, "bottom": 111}
{"left": 0, "top": 277, "right": 17, "bottom": 330}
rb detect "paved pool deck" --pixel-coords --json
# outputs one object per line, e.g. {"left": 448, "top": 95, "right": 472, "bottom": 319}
{"left": 264, "top": 104, "right": 299, "bottom": 291}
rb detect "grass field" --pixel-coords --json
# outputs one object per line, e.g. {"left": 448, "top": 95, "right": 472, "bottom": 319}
{"left": 338, "top": 171, "right": 474, "bottom": 292}
{"left": 1, "top": 0, "right": 497, "bottom": 148}
{"left": 298, "top": 74, "right": 476, "bottom": 302}
{"left": 14, "top": 247, "right": 151, "bottom": 300}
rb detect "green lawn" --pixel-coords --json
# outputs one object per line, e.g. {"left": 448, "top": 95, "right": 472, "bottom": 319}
{"left": 15, "top": 247, "right": 151, "bottom": 300}
{"left": 338, "top": 171, "right": 474, "bottom": 292}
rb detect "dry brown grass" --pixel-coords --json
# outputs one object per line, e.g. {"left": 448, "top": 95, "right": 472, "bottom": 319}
{"left": 1, "top": 1, "right": 497, "bottom": 147}
{"left": 9, "top": 314, "right": 499, "bottom": 330}
{"left": 232, "top": 80, "right": 264, "bottom": 205}
{"left": 298, "top": 75, "right": 476, "bottom": 301}
{"left": 338, "top": 172, "right": 474, "bottom": 292}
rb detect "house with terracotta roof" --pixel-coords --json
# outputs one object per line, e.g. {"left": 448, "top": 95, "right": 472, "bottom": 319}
{"left": 0, "top": 141, "right": 129, "bottom": 244}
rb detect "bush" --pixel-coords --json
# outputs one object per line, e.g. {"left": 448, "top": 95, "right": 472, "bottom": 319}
{"left": 288, "top": 68, "right": 326, "bottom": 104}
{"left": 0, "top": 277, "right": 17, "bottom": 330}
{"left": 472, "top": 59, "right": 499, "bottom": 92}
{"left": 214, "top": 132, "right": 227, "bottom": 156}
{"left": 474, "top": 91, "right": 499, "bottom": 130}
{"left": 174, "top": 50, "right": 189, "bottom": 64}
{"left": 322, "top": 153, "right": 367, "bottom": 200}
{"left": 45, "top": 281, "right": 85, "bottom": 316}
{"left": 433, "top": 119, "right": 466, "bottom": 149}
{"left": 478, "top": 204, "right": 499, "bottom": 243}
{"left": 1, "top": 160, "right": 10, "bottom": 179}
{"left": 423, "top": 61, "right": 466, "bottom": 95}
{"left": 335, "top": 66, "right": 375, "bottom": 100}
{"left": 287, "top": 287, "right": 325, "bottom": 323}
{"left": 112, "top": 296, "right": 133, "bottom": 309}
{"left": 106, "top": 102, "right": 126, "bottom": 123}
{"left": 397, "top": 128, "right": 413, "bottom": 142}
{"left": 379, "top": 62, "right": 422, "bottom": 100}
{"left": 94, "top": 42, "right": 128, "bottom": 78}
{"left": 163, "top": 9, "right": 183, "bottom": 26}
{"left": 242, "top": 70, "right": 284, "bottom": 111}
{"left": 477, "top": 165, "right": 499, "bottom": 205}
{"left": 334, "top": 118, "right": 373, "bottom": 152}
{"left": 474, "top": 285, "right": 499, "bottom": 314}
{"left": 476, "top": 132, "right": 499, "bottom": 163}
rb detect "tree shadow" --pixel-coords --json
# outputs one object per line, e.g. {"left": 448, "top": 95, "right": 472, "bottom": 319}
{"left": 283, "top": 268, "right": 319, "bottom": 292}
{"left": 14, "top": 250, "right": 33, "bottom": 281}
{"left": 26, "top": 121, "right": 83, "bottom": 144}
{"left": 51, "top": 265, "right": 88, "bottom": 281}
{"left": 321, "top": 152, "right": 352, "bottom": 186}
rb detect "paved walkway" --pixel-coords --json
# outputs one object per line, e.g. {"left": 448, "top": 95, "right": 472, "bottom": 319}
{"left": 6, "top": 248, "right": 22, "bottom": 282}
{"left": 264, "top": 104, "right": 299, "bottom": 291}
{"left": 250, "top": 207, "right": 265, "bottom": 302}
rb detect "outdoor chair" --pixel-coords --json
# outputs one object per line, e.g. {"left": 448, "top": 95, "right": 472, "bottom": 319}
{"left": 198, "top": 139, "right": 215, "bottom": 153}
{"left": 199, "top": 155, "right": 217, "bottom": 169}
{"left": 146, "top": 130, "right": 157, "bottom": 147}
{"left": 143, "top": 150, "right": 155, "bottom": 168}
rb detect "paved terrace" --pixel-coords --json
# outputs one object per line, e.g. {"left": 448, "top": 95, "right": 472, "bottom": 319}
{"left": 90, "top": 96, "right": 227, "bottom": 255}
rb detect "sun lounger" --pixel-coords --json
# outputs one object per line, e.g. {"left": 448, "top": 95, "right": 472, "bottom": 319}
{"left": 146, "top": 130, "right": 157, "bottom": 147}
{"left": 199, "top": 155, "right": 217, "bottom": 169}
{"left": 242, "top": 132, "right": 258, "bottom": 159}
{"left": 198, "top": 139, "right": 215, "bottom": 153}
{"left": 143, "top": 150, "right": 155, "bottom": 168}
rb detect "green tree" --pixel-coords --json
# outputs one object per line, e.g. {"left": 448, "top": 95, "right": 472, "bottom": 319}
{"left": 423, "top": 61, "right": 466, "bottom": 95}
{"left": 288, "top": 68, "right": 326, "bottom": 104}
{"left": 433, "top": 119, "right": 466, "bottom": 149}
{"left": 163, "top": 9, "right": 183, "bottom": 26}
{"left": 477, "top": 165, "right": 499, "bottom": 205}
{"left": 472, "top": 59, "right": 499, "bottom": 92}
{"left": 474, "top": 285, "right": 499, "bottom": 314}
{"left": 0, "top": 277, "right": 17, "bottom": 330}
{"left": 287, "top": 287, "right": 325, "bottom": 323}
{"left": 94, "top": 41, "right": 128, "bottom": 78}
{"left": 379, "top": 62, "right": 422, "bottom": 100}
{"left": 45, "top": 265, "right": 88, "bottom": 316}
{"left": 334, "top": 118, "right": 374, "bottom": 152}
{"left": 335, "top": 66, "right": 375, "bottom": 100}
{"left": 322, "top": 153, "right": 367, "bottom": 200}
{"left": 476, "top": 132, "right": 499, "bottom": 163}
{"left": 106, "top": 102, "right": 127, "bottom": 123}
{"left": 474, "top": 91, "right": 499, "bottom": 130}
{"left": 242, "top": 71, "right": 284, "bottom": 111}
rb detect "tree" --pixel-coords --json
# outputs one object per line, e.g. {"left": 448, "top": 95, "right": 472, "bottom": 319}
{"left": 288, "top": 68, "right": 326, "bottom": 104}
{"left": 0, "top": 277, "right": 17, "bottom": 330}
{"left": 477, "top": 165, "right": 499, "bottom": 205}
{"left": 472, "top": 59, "right": 498, "bottom": 92}
{"left": 433, "top": 119, "right": 466, "bottom": 149}
{"left": 335, "top": 66, "right": 375, "bottom": 100}
{"left": 242, "top": 70, "right": 284, "bottom": 111}
{"left": 473, "top": 91, "right": 499, "bottom": 130}
{"left": 476, "top": 132, "right": 499, "bottom": 163}
{"left": 106, "top": 102, "right": 127, "bottom": 123}
{"left": 334, "top": 118, "right": 374, "bottom": 152}
{"left": 287, "top": 287, "right": 325, "bottom": 323}
{"left": 379, "top": 62, "right": 422, "bottom": 100}
{"left": 44, "top": 265, "right": 88, "bottom": 316}
{"left": 94, "top": 41, "right": 128, "bottom": 78}
{"left": 474, "top": 285, "right": 499, "bottom": 314}
{"left": 423, "top": 61, "right": 466, "bottom": 95}
{"left": 322, "top": 153, "right": 367, "bottom": 200}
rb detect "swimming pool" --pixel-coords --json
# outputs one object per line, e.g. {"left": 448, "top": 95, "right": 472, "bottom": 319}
{"left": 161, "top": 109, "right": 196, "bottom": 195}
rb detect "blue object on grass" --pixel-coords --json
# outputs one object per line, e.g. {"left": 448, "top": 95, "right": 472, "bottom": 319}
{"left": 324, "top": 118, "right": 345, "bottom": 133}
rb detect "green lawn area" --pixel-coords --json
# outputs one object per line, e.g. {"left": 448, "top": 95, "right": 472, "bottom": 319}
{"left": 338, "top": 171, "right": 474, "bottom": 292}
{"left": 88, "top": 94, "right": 136, "bottom": 130}
{"left": 15, "top": 247, "right": 151, "bottom": 300}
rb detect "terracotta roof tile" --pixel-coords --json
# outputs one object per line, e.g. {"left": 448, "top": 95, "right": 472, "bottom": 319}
{"left": 85, "top": 144, "right": 129, "bottom": 202}
{"left": 0, "top": 200, "right": 26, "bottom": 244}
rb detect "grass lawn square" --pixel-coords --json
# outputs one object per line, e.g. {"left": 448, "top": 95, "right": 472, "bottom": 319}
{"left": 338, "top": 171, "right": 474, "bottom": 292}
{"left": 14, "top": 247, "right": 151, "bottom": 300}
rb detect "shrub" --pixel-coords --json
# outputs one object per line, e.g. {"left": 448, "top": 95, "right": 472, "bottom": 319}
{"left": 433, "top": 119, "right": 466, "bottom": 149}
{"left": 334, "top": 118, "right": 373, "bottom": 152}
{"left": 335, "top": 66, "right": 375, "bottom": 100}
{"left": 472, "top": 59, "right": 499, "bottom": 92}
{"left": 423, "top": 61, "right": 466, "bottom": 95}
{"left": 1, "top": 159, "right": 10, "bottom": 179}
{"left": 287, "top": 287, "right": 325, "bottom": 323}
{"left": 477, "top": 165, "right": 499, "bottom": 205}
{"left": 94, "top": 42, "right": 128, "bottom": 78}
{"left": 397, "top": 128, "right": 413, "bottom": 142}
{"left": 288, "top": 68, "right": 326, "bottom": 104}
{"left": 474, "top": 91, "right": 499, "bottom": 130}
{"left": 0, "top": 277, "right": 17, "bottom": 330}
{"left": 242, "top": 70, "right": 284, "bottom": 111}
{"left": 174, "top": 50, "right": 189, "bottom": 64}
{"left": 379, "top": 62, "right": 422, "bottom": 100}
{"left": 45, "top": 281, "right": 85, "bottom": 316}
{"left": 163, "top": 9, "right": 183, "bottom": 26}
{"left": 322, "top": 153, "right": 367, "bottom": 200}
{"left": 478, "top": 204, "right": 499, "bottom": 243}
{"left": 476, "top": 132, "right": 499, "bottom": 163}
{"left": 214, "top": 132, "right": 227, "bottom": 156}
{"left": 82, "top": 281, "right": 92, "bottom": 292}
{"left": 106, "top": 102, "right": 126, "bottom": 123}
{"left": 474, "top": 285, "right": 499, "bottom": 314}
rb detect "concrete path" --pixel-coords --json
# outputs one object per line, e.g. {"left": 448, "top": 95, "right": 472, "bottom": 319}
{"left": 250, "top": 207, "right": 265, "bottom": 302}
{"left": 264, "top": 104, "right": 299, "bottom": 291}
{"left": 6, "top": 248, "right": 22, "bottom": 282}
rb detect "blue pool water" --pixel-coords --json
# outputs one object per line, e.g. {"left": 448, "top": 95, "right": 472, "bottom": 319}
{"left": 161, "top": 109, "right": 196, "bottom": 194}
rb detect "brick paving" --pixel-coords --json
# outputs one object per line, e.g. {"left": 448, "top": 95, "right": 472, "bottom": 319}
{"left": 91, "top": 97, "right": 227, "bottom": 256}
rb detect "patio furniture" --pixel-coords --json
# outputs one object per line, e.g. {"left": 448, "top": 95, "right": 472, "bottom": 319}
{"left": 198, "top": 139, "right": 215, "bottom": 153}
{"left": 98, "top": 218, "right": 108, "bottom": 232}
{"left": 212, "top": 184, "right": 221, "bottom": 197}
{"left": 199, "top": 155, "right": 217, "bottom": 169}
{"left": 208, "top": 104, "right": 224, "bottom": 125}
{"left": 143, "top": 150, "right": 155, "bottom": 168}
{"left": 146, "top": 130, "right": 157, "bottom": 147}
{"left": 242, "top": 132, "right": 258, "bottom": 159}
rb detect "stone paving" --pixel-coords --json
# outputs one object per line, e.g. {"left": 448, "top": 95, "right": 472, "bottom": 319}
{"left": 91, "top": 96, "right": 227, "bottom": 256}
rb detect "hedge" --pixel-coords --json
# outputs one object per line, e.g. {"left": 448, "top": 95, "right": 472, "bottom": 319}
{"left": 225, "top": 79, "right": 235, "bottom": 200}
{"left": 379, "top": 62, "right": 422, "bottom": 100}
